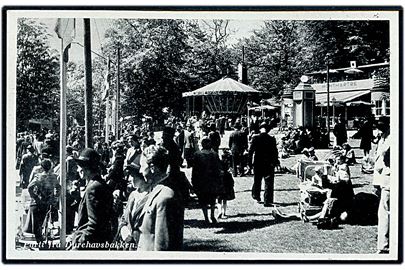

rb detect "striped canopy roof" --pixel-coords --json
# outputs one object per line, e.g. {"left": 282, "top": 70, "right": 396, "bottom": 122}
{"left": 182, "top": 77, "right": 261, "bottom": 97}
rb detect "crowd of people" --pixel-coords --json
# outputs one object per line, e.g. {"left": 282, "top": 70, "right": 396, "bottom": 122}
{"left": 15, "top": 112, "right": 391, "bottom": 254}
{"left": 16, "top": 113, "right": 243, "bottom": 250}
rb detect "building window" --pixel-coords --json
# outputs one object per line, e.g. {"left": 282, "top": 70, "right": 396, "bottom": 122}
{"left": 385, "top": 99, "right": 390, "bottom": 116}
{"left": 375, "top": 100, "right": 383, "bottom": 116}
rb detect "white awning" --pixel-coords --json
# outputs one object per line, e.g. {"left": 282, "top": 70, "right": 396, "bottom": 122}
{"left": 316, "top": 90, "right": 370, "bottom": 106}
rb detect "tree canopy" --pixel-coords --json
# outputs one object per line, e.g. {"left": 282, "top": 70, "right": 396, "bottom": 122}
{"left": 16, "top": 18, "right": 60, "bottom": 132}
{"left": 16, "top": 18, "right": 390, "bottom": 129}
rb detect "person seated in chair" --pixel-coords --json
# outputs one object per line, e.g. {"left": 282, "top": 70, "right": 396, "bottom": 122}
{"left": 342, "top": 143, "right": 356, "bottom": 165}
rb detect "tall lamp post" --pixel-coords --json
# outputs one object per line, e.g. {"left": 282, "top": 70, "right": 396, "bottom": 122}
{"left": 332, "top": 97, "right": 337, "bottom": 126}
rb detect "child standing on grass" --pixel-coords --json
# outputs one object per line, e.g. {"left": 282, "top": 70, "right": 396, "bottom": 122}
{"left": 217, "top": 157, "right": 235, "bottom": 219}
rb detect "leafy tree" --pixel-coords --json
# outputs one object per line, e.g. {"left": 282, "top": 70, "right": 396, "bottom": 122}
{"left": 303, "top": 20, "right": 390, "bottom": 70}
{"left": 16, "top": 18, "right": 59, "bottom": 132}
{"left": 100, "top": 18, "right": 389, "bottom": 118}
{"left": 234, "top": 21, "right": 307, "bottom": 97}
{"left": 66, "top": 57, "right": 107, "bottom": 130}
{"left": 103, "top": 19, "right": 236, "bottom": 122}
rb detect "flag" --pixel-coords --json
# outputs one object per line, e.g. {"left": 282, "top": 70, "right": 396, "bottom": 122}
{"left": 54, "top": 18, "right": 76, "bottom": 52}
{"left": 102, "top": 59, "right": 111, "bottom": 101}
{"left": 102, "top": 70, "right": 112, "bottom": 101}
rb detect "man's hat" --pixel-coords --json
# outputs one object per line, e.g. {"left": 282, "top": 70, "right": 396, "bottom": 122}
{"left": 74, "top": 148, "right": 101, "bottom": 169}
{"left": 66, "top": 145, "right": 73, "bottom": 154}
{"left": 40, "top": 159, "right": 52, "bottom": 172}
{"left": 41, "top": 147, "right": 53, "bottom": 158}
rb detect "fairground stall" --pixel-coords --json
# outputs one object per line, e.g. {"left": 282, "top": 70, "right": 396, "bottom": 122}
{"left": 182, "top": 77, "right": 261, "bottom": 116}
{"left": 306, "top": 61, "right": 389, "bottom": 129}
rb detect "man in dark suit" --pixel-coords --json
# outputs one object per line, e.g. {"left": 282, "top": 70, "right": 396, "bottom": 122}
{"left": 161, "top": 126, "right": 183, "bottom": 173}
{"left": 70, "top": 148, "right": 113, "bottom": 250}
{"left": 249, "top": 122, "right": 279, "bottom": 206}
{"left": 229, "top": 121, "right": 248, "bottom": 177}
{"left": 333, "top": 115, "right": 348, "bottom": 147}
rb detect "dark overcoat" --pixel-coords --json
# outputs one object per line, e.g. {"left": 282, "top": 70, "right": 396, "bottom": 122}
{"left": 71, "top": 175, "right": 113, "bottom": 249}
{"left": 249, "top": 132, "right": 279, "bottom": 170}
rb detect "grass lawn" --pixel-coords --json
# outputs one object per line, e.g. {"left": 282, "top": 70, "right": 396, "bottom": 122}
{"left": 182, "top": 136, "right": 378, "bottom": 254}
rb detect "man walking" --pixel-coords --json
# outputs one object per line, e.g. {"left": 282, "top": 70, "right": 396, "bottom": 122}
{"left": 229, "top": 121, "right": 248, "bottom": 177}
{"left": 249, "top": 122, "right": 279, "bottom": 206}
{"left": 373, "top": 116, "right": 390, "bottom": 254}
{"left": 333, "top": 115, "right": 348, "bottom": 147}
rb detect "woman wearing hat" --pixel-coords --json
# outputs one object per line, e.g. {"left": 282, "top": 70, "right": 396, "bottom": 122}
{"left": 192, "top": 137, "right": 222, "bottom": 224}
{"left": 115, "top": 158, "right": 151, "bottom": 250}
{"left": 70, "top": 148, "right": 113, "bottom": 250}
{"left": 135, "top": 145, "right": 185, "bottom": 251}
{"left": 24, "top": 159, "right": 60, "bottom": 243}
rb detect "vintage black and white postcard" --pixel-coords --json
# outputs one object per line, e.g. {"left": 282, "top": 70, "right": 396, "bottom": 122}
{"left": 2, "top": 6, "right": 402, "bottom": 263}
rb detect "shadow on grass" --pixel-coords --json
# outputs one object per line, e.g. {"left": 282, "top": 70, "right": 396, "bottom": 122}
{"left": 227, "top": 212, "right": 273, "bottom": 219}
{"left": 234, "top": 189, "right": 253, "bottom": 194}
{"left": 274, "top": 188, "right": 300, "bottom": 192}
{"left": 183, "top": 238, "right": 241, "bottom": 252}
{"left": 184, "top": 219, "right": 214, "bottom": 229}
{"left": 214, "top": 218, "right": 291, "bottom": 234}
{"left": 235, "top": 187, "right": 300, "bottom": 194}
{"left": 185, "top": 200, "right": 202, "bottom": 210}
{"left": 273, "top": 202, "right": 299, "bottom": 207}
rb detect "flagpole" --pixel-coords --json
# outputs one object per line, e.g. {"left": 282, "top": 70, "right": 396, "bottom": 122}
{"left": 115, "top": 45, "right": 121, "bottom": 139}
{"left": 105, "top": 58, "right": 111, "bottom": 144}
{"left": 84, "top": 18, "right": 93, "bottom": 148}
{"left": 59, "top": 39, "right": 67, "bottom": 250}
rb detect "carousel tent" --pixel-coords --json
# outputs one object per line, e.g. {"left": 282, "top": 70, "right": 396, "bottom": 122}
{"left": 182, "top": 77, "right": 261, "bottom": 114}
{"left": 182, "top": 77, "right": 260, "bottom": 97}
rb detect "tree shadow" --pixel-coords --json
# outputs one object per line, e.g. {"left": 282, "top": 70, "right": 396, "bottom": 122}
{"left": 214, "top": 218, "right": 291, "bottom": 234}
{"left": 273, "top": 202, "right": 299, "bottom": 207}
{"left": 234, "top": 189, "right": 253, "bottom": 194}
{"left": 183, "top": 238, "right": 242, "bottom": 252}
{"left": 274, "top": 188, "right": 300, "bottom": 192}
{"left": 227, "top": 212, "right": 274, "bottom": 219}
{"left": 185, "top": 199, "right": 202, "bottom": 210}
{"left": 184, "top": 219, "right": 215, "bottom": 229}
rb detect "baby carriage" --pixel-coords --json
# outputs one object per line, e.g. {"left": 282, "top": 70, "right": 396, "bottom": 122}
{"left": 297, "top": 160, "right": 332, "bottom": 219}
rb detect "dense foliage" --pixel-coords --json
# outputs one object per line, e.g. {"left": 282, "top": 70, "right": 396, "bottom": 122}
{"left": 16, "top": 18, "right": 60, "bottom": 132}
{"left": 16, "top": 18, "right": 389, "bottom": 127}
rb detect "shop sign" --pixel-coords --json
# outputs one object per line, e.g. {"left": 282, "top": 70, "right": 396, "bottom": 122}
{"left": 312, "top": 79, "right": 374, "bottom": 93}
